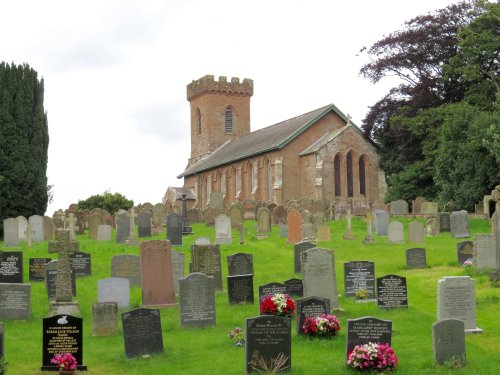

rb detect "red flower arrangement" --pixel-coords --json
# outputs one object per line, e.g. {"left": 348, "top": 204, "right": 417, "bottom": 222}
{"left": 51, "top": 353, "right": 77, "bottom": 372}
{"left": 260, "top": 293, "right": 296, "bottom": 317}
{"left": 302, "top": 313, "right": 341, "bottom": 338}
{"left": 347, "top": 342, "right": 398, "bottom": 371}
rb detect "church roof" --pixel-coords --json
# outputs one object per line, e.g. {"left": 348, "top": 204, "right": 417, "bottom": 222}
{"left": 178, "top": 103, "right": 349, "bottom": 178}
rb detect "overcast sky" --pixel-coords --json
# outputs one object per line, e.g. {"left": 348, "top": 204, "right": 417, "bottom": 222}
{"left": 1, "top": 0, "right": 458, "bottom": 215}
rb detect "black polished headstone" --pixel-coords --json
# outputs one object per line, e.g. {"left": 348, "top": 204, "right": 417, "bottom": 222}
{"left": 227, "top": 253, "right": 254, "bottom": 276}
{"left": 376, "top": 274, "right": 408, "bottom": 309}
{"left": 438, "top": 212, "right": 451, "bottom": 232}
{"left": 406, "top": 248, "right": 427, "bottom": 269}
{"left": 122, "top": 308, "right": 164, "bottom": 358}
{"left": 284, "top": 278, "right": 303, "bottom": 298}
{"left": 69, "top": 251, "right": 91, "bottom": 277}
{"left": 343, "top": 261, "right": 375, "bottom": 298}
{"left": 258, "top": 282, "right": 287, "bottom": 303}
{"left": 294, "top": 241, "right": 315, "bottom": 273}
{"left": 0, "top": 251, "right": 23, "bottom": 283}
{"left": 29, "top": 258, "right": 52, "bottom": 282}
{"left": 296, "top": 296, "right": 330, "bottom": 335}
{"left": 228, "top": 274, "right": 254, "bottom": 304}
{"left": 346, "top": 316, "right": 392, "bottom": 360}
{"left": 166, "top": 213, "right": 183, "bottom": 246}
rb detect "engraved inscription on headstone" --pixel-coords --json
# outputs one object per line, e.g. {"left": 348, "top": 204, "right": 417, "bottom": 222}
{"left": 29, "top": 258, "right": 52, "bottom": 282}
{"left": 69, "top": 251, "right": 91, "bottom": 277}
{"left": 0, "top": 283, "right": 31, "bottom": 320}
{"left": 191, "top": 244, "right": 223, "bottom": 291}
{"left": 284, "top": 278, "right": 303, "bottom": 298}
{"left": 92, "top": 302, "right": 118, "bottom": 336}
{"left": 228, "top": 253, "right": 254, "bottom": 276}
{"left": 346, "top": 316, "right": 392, "bottom": 360}
{"left": 406, "top": 248, "right": 427, "bottom": 269}
{"left": 111, "top": 254, "right": 141, "bottom": 287}
{"left": 122, "top": 308, "right": 164, "bottom": 358}
{"left": 296, "top": 296, "right": 330, "bottom": 335}
{"left": 376, "top": 275, "right": 408, "bottom": 309}
{"left": 432, "top": 319, "right": 466, "bottom": 366}
{"left": 179, "top": 273, "right": 216, "bottom": 327}
{"left": 228, "top": 274, "right": 254, "bottom": 304}
{"left": 0, "top": 251, "right": 23, "bottom": 284}
{"left": 344, "top": 261, "right": 375, "bottom": 298}
{"left": 294, "top": 241, "right": 315, "bottom": 274}
{"left": 258, "top": 282, "right": 287, "bottom": 303}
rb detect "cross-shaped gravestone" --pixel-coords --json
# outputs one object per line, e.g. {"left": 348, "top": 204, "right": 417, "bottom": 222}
{"left": 27, "top": 222, "right": 33, "bottom": 248}
{"left": 490, "top": 185, "right": 500, "bottom": 281}
{"left": 51, "top": 229, "right": 78, "bottom": 302}
{"left": 127, "top": 207, "right": 138, "bottom": 245}
{"left": 343, "top": 200, "right": 355, "bottom": 240}
{"left": 363, "top": 209, "right": 375, "bottom": 244}
{"left": 67, "top": 213, "right": 77, "bottom": 241}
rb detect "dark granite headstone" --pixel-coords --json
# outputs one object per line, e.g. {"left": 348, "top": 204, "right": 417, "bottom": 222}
{"left": 406, "top": 248, "right": 427, "bottom": 269}
{"left": 42, "top": 314, "right": 87, "bottom": 371}
{"left": 122, "top": 308, "right": 164, "bottom": 358}
{"left": 191, "top": 244, "right": 223, "bottom": 291}
{"left": 0, "top": 283, "right": 30, "bottom": 320}
{"left": 284, "top": 278, "right": 303, "bottom": 298}
{"left": 92, "top": 302, "right": 118, "bottom": 336}
{"left": 343, "top": 261, "right": 375, "bottom": 298}
{"left": 137, "top": 211, "right": 152, "bottom": 238}
{"left": 228, "top": 274, "right": 254, "bottom": 304}
{"left": 228, "top": 253, "right": 254, "bottom": 276}
{"left": 438, "top": 212, "right": 451, "bottom": 232}
{"left": 376, "top": 275, "right": 408, "bottom": 309}
{"left": 0, "top": 251, "right": 23, "bottom": 283}
{"left": 69, "top": 251, "right": 91, "bottom": 277}
{"left": 115, "top": 212, "right": 130, "bottom": 244}
{"left": 167, "top": 213, "right": 183, "bottom": 246}
{"left": 296, "top": 296, "right": 330, "bottom": 335}
{"left": 179, "top": 273, "right": 216, "bottom": 327}
{"left": 246, "top": 315, "right": 291, "bottom": 374}
{"left": 29, "top": 258, "right": 52, "bottom": 282}
{"left": 258, "top": 282, "right": 287, "bottom": 303}
{"left": 293, "top": 241, "right": 315, "bottom": 273}
{"left": 346, "top": 316, "right": 392, "bottom": 360}
{"left": 432, "top": 319, "right": 466, "bottom": 365}
{"left": 457, "top": 241, "right": 474, "bottom": 265}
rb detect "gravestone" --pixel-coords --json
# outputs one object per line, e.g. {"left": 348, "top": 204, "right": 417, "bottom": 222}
{"left": 342, "top": 205, "right": 355, "bottom": 240}
{"left": 0, "top": 283, "right": 31, "bottom": 320}
{"left": 301, "top": 248, "right": 339, "bottom": 309}
{"left": 98, "top": 277, "right": 130, "bottom": 308}
{"left": 284, "top": 278, "right": 303, "bottom": 298}
{"left": 43, "top": 216, "right": 53, "bottom": 240}
{"left": 228, "top": 274, "right": 254, "bottom": 304}
{"left": 287, "top": 209, "right": 302, "bottom": 244}
{"left": 246, "top": 315, "right": 291, "bottom": 374}
{"left": 152, "top": 203, "right": 167, "bottom": 230}
{"left": 301, "top": 223, "right": 315, "bottom": 241}
{"left": 210, "top": 192, "right": 224, "bottom": 215}
{"left": 388, "top": 221, "right": 404, "bottom": 243}
{"left": 406, "top": 248, "right": 427, "bottom": 269}
{"left": 179, "top": 272, "right": 216, "bottom": 327}
{"left": 474, "top": 234, "right": 497, "bottom": 270}
{"left": 16, "top": 216, "right": 28, "bottom": 241}
{"left": 204, "top": 207, "right": 217, "bottom": 226}
{"left": 258, "top": 282, "right": 287, "bottom": 303}
{"left": 88, "top": 214, "right": 103, "bottom": 240}
{"left": 433, "top": 319, "right": 466, "bottom": 366}
{"left": 273, "top": 204, "right": 287, "bottom": 225}
{"left": 215, "top": 214, "right": 232, "bottom": 244}
{"left": 450, "top": 210, "right": 470, "bottom": 238}
{"left": 438, "top": 212, "right": 451, "bottom": 232}
{"left": 122, "top": 308, "right": 164, "bottom": 358}
{"left": 296, "top": 296, "right": 330, "bottom": 335}
{"left": 194, "top": 237, "right": 211, "bottom": 246}
{"left": 257, "top": 207, "right": 271, "bottom": 233}
{"left": 111, "top": 254, "right": 141, "bottom": 287}
{"left": 363, "top": 211, "right": 375, "bottom": 244}
{"left": 293, "top": 241, "right": 315, "bottom": 274}
{"left": 29, "top": 258, "right": 52, "bottom": 281}
{"left": 137, "top": 210, "right": 152, "bottom": 238}
{"left": 279, "top": 225, "right": 288, "bottom": 238}
{"left": 69, "top": 251, "right": 91, "bottom": 277}
{"left": 343, "top": 261, "right": 376, "bottom": 298}
{"left": 408, "top": 221, "right": 425, "bottom": 243}
{"left": 97, "top": 224, "right": 112, "bottom": 241}
{"left": 0, "top": 251, "right": 23, "bottom": 283}
{"left": 29, "top": 215, "right": 44, "bottom": 242}
{"left": 229, "top": 203, "right": 243, "bottom": 228}
{"left": 390, "top": 200, "right": 409, "bottom": 215}
{"left": 412, "top": 197, "right": 426, "bottom": 214}
{"left": 2, "top": 218, "right": 19, "bottom": 247}
{"left": 41, "top": 314, "right": 87, "bottom": 371}
{"left": 457, "top": 241, "right": 474, "bottom": 265}
{"left": 374, "top": 210, "right": 389, "bottom": 236}
{"left": 191, "top": 244, "right": 223, "bottom": 291}
{"left": 421, "top": 202, "right": 438, "bottom": 215}
{"left": 92, "top": 302, "right": 118, "bottom": 336}
{"left": 437, "top": 276, "right": 482, "bottom": 333}
{"left": 115, "top": 212, "right": 130, "bottom": 244}
{"left": 166, "top": 213, "right": 183, "bottom": 246}
{"left": 376, "top": 275, "right": 408, "bottom": 309}
{"left": 141, "top": 240, "right": 176, "bottom": 306}
{"left": 45, "top": 260, "right": 76, "bottom": 300}
{"left": 243, "top": 199, "right": 257, "bottom": 220}
{"left": 490, "top": 185, "right": 500, "bottom": 281}
{"left": 228, "top": 253, "right": 254, "bottom": 276}
{"left": 346, "top": 316, "right": 392, "bottom": 360}
{"left": 426, "top": 217, "right": 439, "bottom": 236}
{"left": 171, "top": 249, "right": 185, "bottom": 295}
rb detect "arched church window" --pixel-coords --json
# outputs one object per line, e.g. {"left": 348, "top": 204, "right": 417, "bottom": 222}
{"left": 225, "top": 106, "right": 233, "bottom": 133}
{"left": 359, "top": 155, "right": 366, "bottom": 196}
{"left": 347, "top": 151, "right": 353, "bottom": 198}
{"left": 334, "top": 154, "right": 341, "bottom": 196}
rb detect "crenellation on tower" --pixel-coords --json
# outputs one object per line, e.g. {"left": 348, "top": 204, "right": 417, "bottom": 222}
{"left": 187, "top": 74, "right": 254, "bottom": 102}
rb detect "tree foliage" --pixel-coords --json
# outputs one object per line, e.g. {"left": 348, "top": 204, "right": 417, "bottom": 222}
{"left": 77, "top": 191, "right": 133, "bottom": 215}
{"left": 0, "top": 62, "right": 49, "bottom": 236}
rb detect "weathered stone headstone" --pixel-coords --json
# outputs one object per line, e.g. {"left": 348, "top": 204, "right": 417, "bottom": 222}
{"left": 257, "top": 207, "right": 272, "bottom": 233}
{"left": 243, "top": 199, "right": 257, "bottom": 220}
{"left": 374, "top": 210, "right": 389, "bottom": 236}
{"left": 171, "top": 249, "right": 185, "bottom": 295}
{"left": 215, "top": 213, "right": 232, "bottom": 244}
{"left": 0, "top": 251, "right": 23, "bottom": 283}
{"left": 0, "top": 283, "right": 31, "bottom": 320}
{"left": 137, "top": 210, "right": 152, "bottom": 238}
{"left": 301, "top": 248, "right": 339, "bottom": 309}
{"left": 111, "top": 254, "right": 141, "bottom": 287}
{"left": 228, "top": 253, "right": 254, "bottom": 276}
{"left": 229, "top": 203, "right": 243, "bottom": 228}
{"left": 140, "top": 240, "right": 176, "bottom": 306}
{"left": 363, "top": 211, "right": 375, "bottom": 244}
{"left": 16, "top": 216, "right": 28, "bottom": 241}
{"left": 43, "top": 216, "right": 54, "bottom": 240}
{"left": 293, "top": 241, "right": 315, "bottom": 274}
{"left": 437, "top": 276, "right": 482, "bottom": 333}
{"left": 346, "top": 316, "right": 392, "bottom": 360}
{"left": 315, "top": 225, "right": 330, "bottom": 242}
{"left": 343, "top": 205, "right": 355, "bottom": 240}
{"left": 344, "top": 261, "right": 375, "bottom": 298}
{"left": 122, "top": 308, "right": 164, "bottom": 358}
{"left": 115, "top": 212, "right": 130, "bottom": 244}
{"left": 179, "top": 272, "right": 216, "bottom": 327}
{"left": 450, "top": 210, "right": 470, "bottom": 238}
{"left": 246, "top": 315, "right": 291, "bottom": 374}
{"left": 88, "top": 213, "right": 104, "bottom": 240}
{"left": 228, "top": 274, "right": 254, "bottom": 304}
{"left": 92, "top": 302, "right": 118, "bottom": 336}
{"left": 457, "top": 241, "right": 474, "bottom": 265}
{"left": 388, "top": 221, "right": 404, "bottom": 243}
{"left": 210, "top": 191, "right": 224, "bottom": 215}
{"left": 191, "top": 244, "right": 223, "bottom": 291}
{"left": 96, "top": 224, "right": 111, "bottom": 241}
{"left": 474, "top": 234, "right": 497, "bottom": 270}
{"left": 41, "top": 314, "right": 86, "bottom": 371}
{"left": 412, "top": 197, "right": 426, "bottom": 214}
{"left": 408, "top": 221, "right": 425, "bottom": 243}
{"left": 301, "top": 223, "right": 315, "bottom": 241}
{"left": 390, "top": 200, "right": 409, "bottom": 215}
{"left": 2, "top": 218, "right": 19, "bottom": 247}
{"left": 406, "top": 248, "right": 427, "bottom": 269}
{"left": 258, "top": 282, "right": 287, "bottom": 303}
{"left": 426, "top": 217, "right": 439, "bottom": 236}
{"left": 166, "top": 213, "right": 183, "bottom": 246}
{"left": 98, "top": 277, "right": 130, "bottom": 308}
{"left": 438, "top": 212, "right": 451, "bottom": 232}
{"left": 296, "top": 296, "right": 330, "bottom": 335}
{"left": 432, "top": 319, "right": 466, "bottom": 366}
{"left": 421, "top": 202, "right": 438, "bottom": 215}
{"left": 377, "top": 274, "right": 408, "bottom": 309}
{"left": 194, "top": 237, "right": 211, "bottom": 246}
{"left": 287, "top": 209, "right": 302, "bottom": 244}
{"left": 69, "top": 251, "right": 91, "bottom": 277}
{"left": 284, "top": 278, "right": 303, "bottom": 298}
{"left": 279, "top": 225, "right": 288, "bottom": 238}
{"left": 28, "top": 214, "right": 44, "bottom": 242}
{"left": 204, "top": 207, "right": 217, "bottom": 226}
{"left": 273, "top": 204, "right": 287, "bottom": 225}
{"left": 29, "top": 257, "right": 51, "bottom": 281}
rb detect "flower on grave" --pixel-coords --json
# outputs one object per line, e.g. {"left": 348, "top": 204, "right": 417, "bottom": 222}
{"left": 260, "top": 293, "right": 296, "bottom": 317}
{"left": 463, "top": 258, "right": 474, "bottom": 274}
{"left": 347, "top": 342, "right": 398, "bottom": 371}
{"left": 228, "top": 326, "right": 245, "bottom": 347}
{"left": 51, "top": 353, "right": 77, "bottom": 371}
{"left": 355, "top": 289, "right": 370, "bottom": 300}
{"left": 302, "top": 313, "right": 341, "bottom": 337}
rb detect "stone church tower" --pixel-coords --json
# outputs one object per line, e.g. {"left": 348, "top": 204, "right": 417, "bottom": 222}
{"left": 186, "top": 75, "right": 253, "bottom": 167}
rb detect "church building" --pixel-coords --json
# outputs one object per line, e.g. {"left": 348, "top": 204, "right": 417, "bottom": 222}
{"left": 170, "top": 74, "right": 386, "bottom": 214}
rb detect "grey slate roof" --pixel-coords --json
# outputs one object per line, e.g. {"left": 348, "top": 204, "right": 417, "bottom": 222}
{"left": 178, "top": 103, "right": 349, "bottom": 178}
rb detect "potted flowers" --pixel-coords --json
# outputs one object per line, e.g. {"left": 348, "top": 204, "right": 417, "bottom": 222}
{"left": 260, "top": 293, "right": 296, "bottom": 317}
{"left": 302, "top": 313, "right": 341, "bottom": 338}
{"left": 228, "top": 327, "right": 245, "bottom": 347}
{"left": 347, "top": 342, "right": 398, "bottom": 371}
{"left": 51, "top": 353, "right": 77, "bottom": 374}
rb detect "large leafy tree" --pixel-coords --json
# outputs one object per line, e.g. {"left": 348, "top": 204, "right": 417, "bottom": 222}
{"left": 77, "top": 191, "right": 133, "bottom": 215}
{"left": 0, "top": 62, "right": 49, "bottom": 236}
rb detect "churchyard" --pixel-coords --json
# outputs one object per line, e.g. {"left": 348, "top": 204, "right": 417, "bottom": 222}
{"left": 0, "top": 211, "right": 499, "bottom": 374}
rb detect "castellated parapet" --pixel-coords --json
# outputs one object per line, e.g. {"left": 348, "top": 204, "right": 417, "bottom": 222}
{"left": 187, "top": 75, "right": 254, "bottom": 101}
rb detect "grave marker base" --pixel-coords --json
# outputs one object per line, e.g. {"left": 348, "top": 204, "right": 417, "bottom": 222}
{"left": 47, "top": 301, "right": 81, "bottom": 317}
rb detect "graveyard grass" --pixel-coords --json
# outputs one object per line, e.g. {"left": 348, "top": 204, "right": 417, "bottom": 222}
{"left": 1, "top": 217, "right": 500, "bottom": 374}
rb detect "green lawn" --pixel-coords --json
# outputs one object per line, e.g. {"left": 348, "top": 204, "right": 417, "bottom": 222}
{"left": 1, "top": 216, "right": 499, "bottom": 374}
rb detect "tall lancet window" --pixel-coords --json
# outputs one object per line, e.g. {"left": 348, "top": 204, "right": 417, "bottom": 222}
{"left": 359, "top": 155, "right": 366, "bottom": 196}
{"left": 334, "top": 154, "right": 341, "bottom": 197}
{"left": 347, "top": 151, "right": 353, "bottom": 198}
{"left": 225, "top": 106, "right": 233, "bottom": 133}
